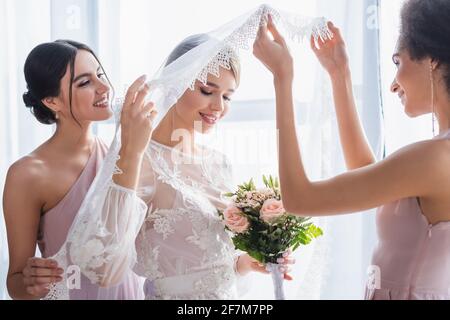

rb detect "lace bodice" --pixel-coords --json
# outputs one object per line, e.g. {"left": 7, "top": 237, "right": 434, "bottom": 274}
{"left": 44, "top": 139, "right": 241, "bottom": 300}
{"left": 133, "top": 140, "right": 239, "bottom": 299}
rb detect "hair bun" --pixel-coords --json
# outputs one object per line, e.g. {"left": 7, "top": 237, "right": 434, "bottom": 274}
{"left": 23, "top": 91, "right": 38, "bottom": 108}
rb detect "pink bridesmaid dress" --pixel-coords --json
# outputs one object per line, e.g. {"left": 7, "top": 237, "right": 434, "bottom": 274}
{"left": 37, "top": 137, "right": 144, "bottom": 300}
{"left": 366, "top": 130, "right": 450, "bottom": 300}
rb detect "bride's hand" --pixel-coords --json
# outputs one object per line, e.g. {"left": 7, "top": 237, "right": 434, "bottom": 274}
{"left": 253, "top": 15, "right": 293, "bottom": 81}
{"left": 237, "top": 252, "right": 295, "bottom": 281}
{"left": 311, "top": 21, "right": 350, "bottom": 77}
{"left": 120, "top": 75, "right": 158, "bottom": 157}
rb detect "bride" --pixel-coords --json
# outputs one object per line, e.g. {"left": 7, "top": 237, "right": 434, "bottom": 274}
{"left": 114, "top": 33, "right": 294, "bottom": 300}
{"left": 44, "top": 5, "right": 328, "bottom": 300}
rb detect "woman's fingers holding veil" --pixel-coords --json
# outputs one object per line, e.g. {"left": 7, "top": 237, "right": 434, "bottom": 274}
{"left": 255, "top": 14, "right": 286, "bottom": 46}
{"left": 310, "top": 21, "right": 350, "bottom": 76}
{"left": 327, "top": 21, "right": 343, "bottom": 43}
{"left": 120, "top": 75, "right": 156, "bottom": 155}
{"left": 133, "top": 83, "right": 151, "bottom": 115}
{"left": 310, "top": 35, "right": 319, "bottom": 52}
{"left": 122, "top": 75, "right": 147, "bottom": 114}
{"left": 310, "top": 21, "right": 342, "bottom": 51}
{"left": 142, "top": 101, "right": 158, "bottom": 122}
{"left": 253, "top": 14, "right": 293, "bottom": 79}
{"left": 266, "top": 14, "right": 287, "bottom": 47}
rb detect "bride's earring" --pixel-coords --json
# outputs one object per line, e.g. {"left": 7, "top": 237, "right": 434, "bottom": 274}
{"left": 55, "top": 112, "right": 60, "bottom": 120}
{"left": 430, "top": 62, "right": 436, "bottom": 136}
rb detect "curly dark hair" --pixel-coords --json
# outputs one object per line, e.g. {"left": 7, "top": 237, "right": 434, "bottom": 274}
{"left": 399, "top": 0, "right": 450, "bottom": 94}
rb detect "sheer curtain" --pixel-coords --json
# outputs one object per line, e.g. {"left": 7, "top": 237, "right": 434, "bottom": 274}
{"left": 0, "top": 0, "right": 54, "bottom": 300}
{"left": 314, "top": 0, "right": 433, "bottom": 299}
{"left": 304, "top": 0, "right": 384, "bottom": 300}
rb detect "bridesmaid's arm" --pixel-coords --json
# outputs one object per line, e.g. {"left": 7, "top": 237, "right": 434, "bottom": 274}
{"left": 113, "top": 75, "right": 157, "bottom": 190}
{"left": 3, "top": 161, "right": 62, "bottom": 299}
{"left": 254, "top": 16, "right": 450, "bottom": 217}
{"left": 311, "top": 22, "right": 375, "bottom": 170}
{"left": 67, "top": 76, "right": 156, "bottom": 288}
{"left": 276, "top": 104, "right": 447, "bottom": 216}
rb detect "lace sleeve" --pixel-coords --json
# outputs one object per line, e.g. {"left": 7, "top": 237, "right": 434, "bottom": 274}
{"left": 67, "top": 180, "right": 148, "bottom": 287}
{"left": 65, "top": 151, "right": 158, "bottom": 288}
{"left": 43, "top": 140, "right": 155, "bottom": 299}
{"left": 233, "top": 252, "right": 252, "bottom": 298}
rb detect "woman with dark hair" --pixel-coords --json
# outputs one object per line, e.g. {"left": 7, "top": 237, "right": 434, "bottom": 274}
{"left": 253, "top": 0, "right": 450, "bottom": 300}
{"left": 3, "top": 40, "right": 156, "bottom": 299}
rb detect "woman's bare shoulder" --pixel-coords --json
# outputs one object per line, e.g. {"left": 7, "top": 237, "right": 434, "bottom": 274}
{"left": 6, "top": 149, "right": 52, "bottom": 191}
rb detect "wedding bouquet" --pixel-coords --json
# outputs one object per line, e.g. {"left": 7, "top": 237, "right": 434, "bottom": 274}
{"left": 219, "top": 176, "right": 323, "bottom": 300}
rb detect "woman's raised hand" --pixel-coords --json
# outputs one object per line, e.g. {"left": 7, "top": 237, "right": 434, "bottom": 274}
{"left": 253, "top": 15, "right": 294, "bottom": 81}
{"left": 120, "top": 75, "right": 158, "bottom": 157}
{"left": 310, "top": 21, "right": 350, "bottom": 77}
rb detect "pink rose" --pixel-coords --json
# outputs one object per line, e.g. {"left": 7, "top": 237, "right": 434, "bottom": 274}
{"left": 260, "top": 199, "right": 285, "bottom": 223}
{"left": 223, "top": 205, "right": 250, "bottom": 234}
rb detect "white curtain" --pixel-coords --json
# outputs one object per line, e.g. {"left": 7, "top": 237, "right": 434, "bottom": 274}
{"left": 307, "top": 0, "right": 383, "bottom": 300}
{"left": 1, "top": 0, "right": 417, "bottom": 300}
{"left": 0, "top": 0, "right": 54, "bottom": 300}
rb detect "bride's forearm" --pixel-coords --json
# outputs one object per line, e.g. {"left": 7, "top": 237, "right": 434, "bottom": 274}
{"left": 274, "top": 76, "right": 311, "bottom": 214}
{"left": 113, "top": 149, "right": 144, "bottom": 190}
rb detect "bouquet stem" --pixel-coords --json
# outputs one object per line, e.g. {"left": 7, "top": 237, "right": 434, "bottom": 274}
{"left": 266, "top": 263, "right": 285, "bottom": 300}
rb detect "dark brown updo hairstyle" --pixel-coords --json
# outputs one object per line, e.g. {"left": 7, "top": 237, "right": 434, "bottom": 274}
{"left": 23, "top": 40, "right": 113, "bottom": 125}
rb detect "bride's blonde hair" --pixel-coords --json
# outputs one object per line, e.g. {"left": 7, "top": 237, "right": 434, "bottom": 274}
{"left": 165, "top": 34, "right": 241, "bottom": 87}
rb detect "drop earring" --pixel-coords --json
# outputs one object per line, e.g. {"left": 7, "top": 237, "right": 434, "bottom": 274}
{"left": 430, "top": 62, "right": 436, "bottom": 136}
{"left": 55, "top": 112, "right": 59, "bottom": 120}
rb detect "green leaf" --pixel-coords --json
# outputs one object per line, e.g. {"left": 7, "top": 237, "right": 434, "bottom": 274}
{"left": 223, "top": 192, "right": 235, "bottom": 198}
{"left": 274, "top": 178, "right": 279, "bottom": 189}
{"left": 262, "top": 175, "right": 267, "bottom": 187}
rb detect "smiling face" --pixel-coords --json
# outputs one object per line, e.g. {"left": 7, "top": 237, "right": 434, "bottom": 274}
{"left": 56, "top": 50, "right": 113, "bottom": 124}
{"left": 390, "top": 45, "right": 433, "bottom": 118}
{"left": 172, "top": 67, "right": 237, "bottom": 134}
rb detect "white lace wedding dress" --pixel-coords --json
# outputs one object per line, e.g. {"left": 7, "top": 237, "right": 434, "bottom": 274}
{"left": 46, "top": 140, "right": 242, "bottom": 300}
{"left": 133, "top": 141, "right": 241, "bottom": 299}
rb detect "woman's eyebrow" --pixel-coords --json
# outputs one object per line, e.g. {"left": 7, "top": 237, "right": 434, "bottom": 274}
{"left": 206, "top": 81, "right": 235, "bottom": 93}
{"left": 74, "top": 66, "right": 101, "bottom": 82}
